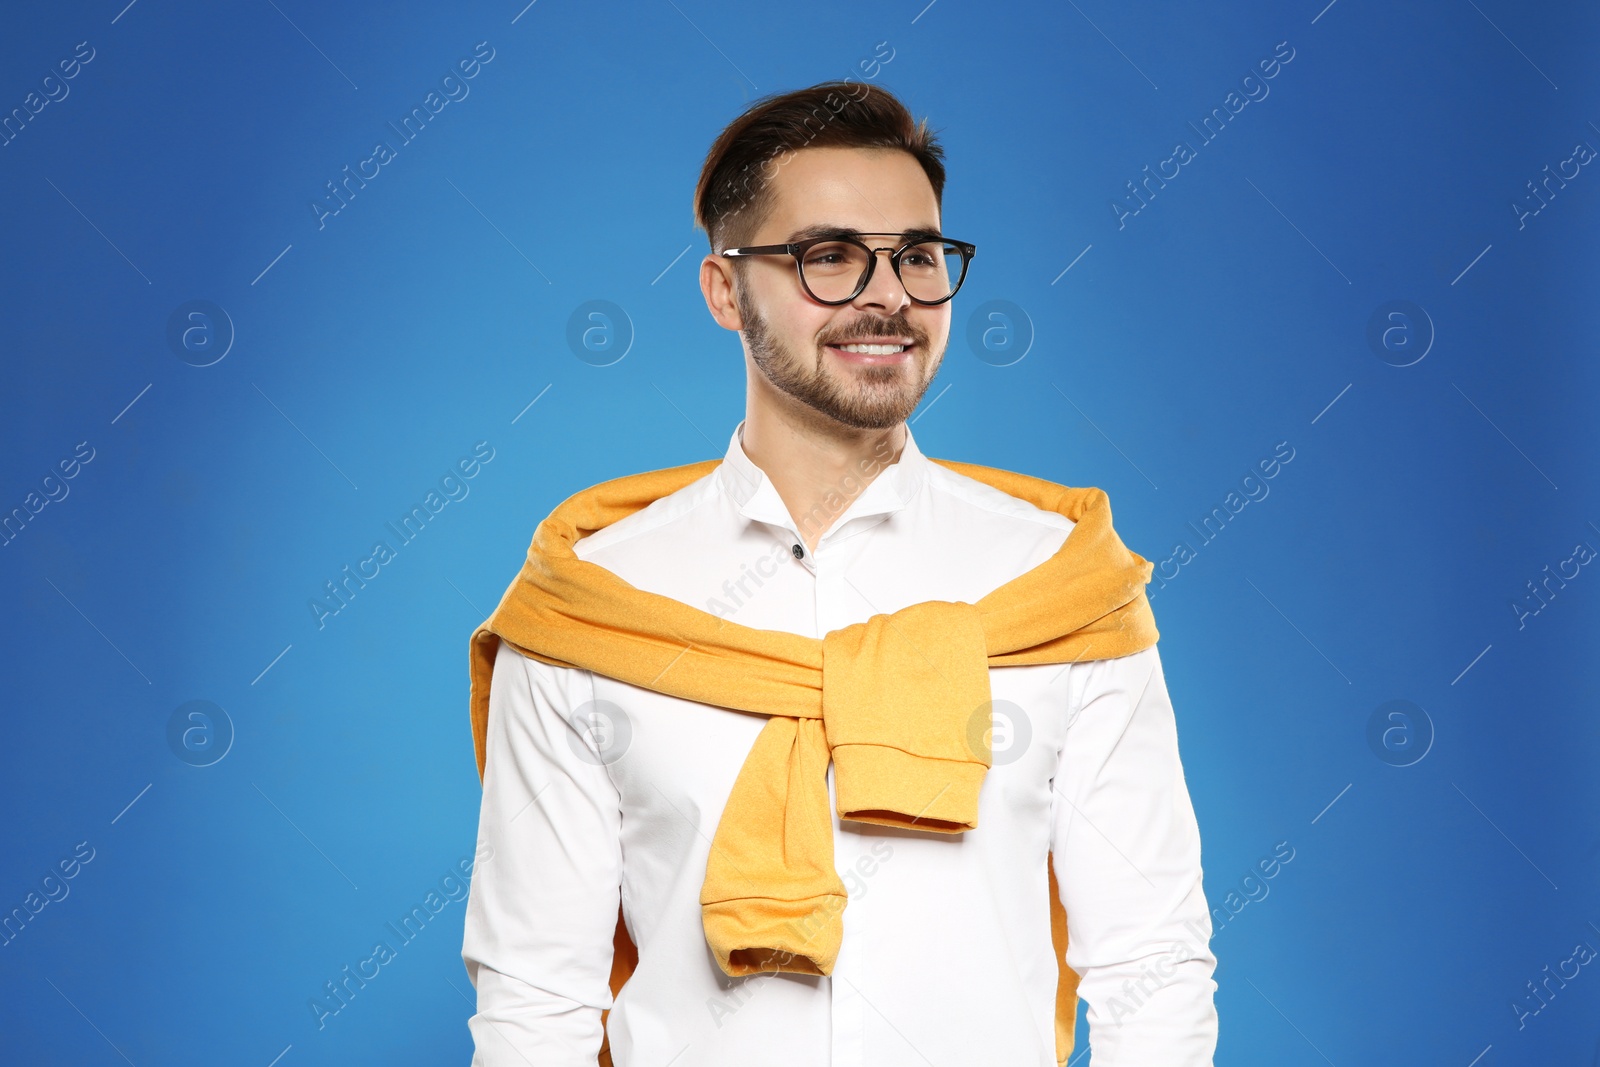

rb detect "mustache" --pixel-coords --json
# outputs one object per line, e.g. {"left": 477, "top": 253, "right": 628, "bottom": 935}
{"left": 820, "top": 320, "right": 924, "bottom": 346}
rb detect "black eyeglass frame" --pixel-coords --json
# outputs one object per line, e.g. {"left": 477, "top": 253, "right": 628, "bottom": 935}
{"left": 721, "top": 232, "right": 977, "bottom": 307}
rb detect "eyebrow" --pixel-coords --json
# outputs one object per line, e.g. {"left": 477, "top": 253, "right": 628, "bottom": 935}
{"left": 785, "top": 223, "right": 944, "bottom": 243}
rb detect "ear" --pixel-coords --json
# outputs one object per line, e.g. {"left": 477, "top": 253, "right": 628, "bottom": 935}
{"left": 700, "top": 254, "right": 743, "bottom": 332}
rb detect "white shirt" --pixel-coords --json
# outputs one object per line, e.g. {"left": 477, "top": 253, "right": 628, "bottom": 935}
{"left": 461, "top": 418, "right": 1218, "bottom": 1066}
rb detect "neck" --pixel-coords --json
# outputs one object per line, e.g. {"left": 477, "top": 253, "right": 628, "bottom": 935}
{"left": 739, "top": 406, "right": 905, "bottom": 553}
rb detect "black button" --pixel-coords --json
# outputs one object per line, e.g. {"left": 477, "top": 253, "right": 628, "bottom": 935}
{"left": 792, "top": 543, "right": 804, "bottom": 559}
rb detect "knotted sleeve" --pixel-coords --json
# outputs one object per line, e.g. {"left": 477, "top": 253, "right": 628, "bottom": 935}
{"left": 700, "top": 715, "right": 847, "bottom": 977}
{"left": 821, "top": 600, "right": 995, "bottom": 834}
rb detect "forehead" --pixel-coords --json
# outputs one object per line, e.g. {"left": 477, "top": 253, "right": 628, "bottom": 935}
{"left": 760, "top": 146, "right": 939, "bottom": 238}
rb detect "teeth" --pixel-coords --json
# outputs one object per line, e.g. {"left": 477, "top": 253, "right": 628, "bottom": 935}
{"left": 836, "top": 343, "right": 907, "bottom": 355}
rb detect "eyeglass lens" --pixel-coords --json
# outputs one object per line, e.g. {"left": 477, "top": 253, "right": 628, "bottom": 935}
{"left": 799, "top": 241, "right": 963, "bottom": 303}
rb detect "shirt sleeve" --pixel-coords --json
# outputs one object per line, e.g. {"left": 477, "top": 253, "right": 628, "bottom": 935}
{"left": 1050, "top": 643, "right": 1219, "bottom": 1064}
{"left": 461, "top": 638, "right": 624, "bottom": 1066}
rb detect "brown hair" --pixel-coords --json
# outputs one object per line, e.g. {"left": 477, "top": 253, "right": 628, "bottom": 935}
{"left": 693, "top": 81, "right": 947, "bottom": 255}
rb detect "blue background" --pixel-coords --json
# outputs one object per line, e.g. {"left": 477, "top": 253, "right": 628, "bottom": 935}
{"left": 3, "top": 1, "right": 1597, "bottom": 1063}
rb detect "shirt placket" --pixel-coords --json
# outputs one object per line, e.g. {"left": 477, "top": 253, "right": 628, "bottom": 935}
{"left": 765, "top": 519, "right": 868, "bottom": 1067}
{"left": 814, "top": 524, "right": 870, "bottom": 1067}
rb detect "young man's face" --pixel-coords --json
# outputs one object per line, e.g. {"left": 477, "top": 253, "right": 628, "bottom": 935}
{"left": 715, "top": 145, "right": 952, "bottom": 432}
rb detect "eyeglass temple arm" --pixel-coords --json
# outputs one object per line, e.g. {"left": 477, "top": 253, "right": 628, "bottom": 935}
{"left": 720, "top": 245, "right": 797, "bottom": 257}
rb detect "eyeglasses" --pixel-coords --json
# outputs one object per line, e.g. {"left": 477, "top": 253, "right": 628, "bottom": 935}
{"left": 721, "top": 231, "right": 976, "bottom": 306}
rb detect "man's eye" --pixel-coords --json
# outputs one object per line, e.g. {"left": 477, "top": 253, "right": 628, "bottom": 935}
{"left": 805, "top": 248, "right": 853, "bottom": 268}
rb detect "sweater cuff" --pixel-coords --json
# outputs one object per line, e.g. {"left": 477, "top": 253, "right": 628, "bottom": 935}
{"left": 830, "top": 743, "right": 985, "bottom": 833}
{"left": 702, "top": 892, "right": 846, "bottom": 977}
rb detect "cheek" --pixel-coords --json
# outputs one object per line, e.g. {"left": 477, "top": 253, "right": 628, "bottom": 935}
{"left": 794, "top": 310, "right": 840, "bottom": 348}
{"left": 752, "top": 279, "right": 831, "bottom": 347}
{"left": 803, "top": 316, "right": 835, "bottom": 346}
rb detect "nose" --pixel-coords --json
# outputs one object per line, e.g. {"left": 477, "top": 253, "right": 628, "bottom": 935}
{"left": 851, "top": 246, "right": 912, "bottom": 313}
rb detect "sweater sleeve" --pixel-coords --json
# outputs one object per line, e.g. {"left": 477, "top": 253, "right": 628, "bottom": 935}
{"left": 1050, "top": 643, "right": 1219, "bottom": 1063}
{"left": 461, "top": 638, "right": 624, "bottom": 1066}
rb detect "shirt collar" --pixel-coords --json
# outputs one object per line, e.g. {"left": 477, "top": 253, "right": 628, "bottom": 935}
{"left": 718, "top": 417, "right": 929, "bottom": 541}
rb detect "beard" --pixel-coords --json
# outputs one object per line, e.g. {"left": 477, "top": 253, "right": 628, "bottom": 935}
{"left": 736, "top": 283, "right": 940, "bottom": 431}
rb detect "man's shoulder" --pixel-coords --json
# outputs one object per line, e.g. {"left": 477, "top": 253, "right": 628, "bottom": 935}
{"left": 922, "top": 458, "right": 1078, "bottom": 539}
{"left": 570, "top": 464, "right": 723, "bottom": 564}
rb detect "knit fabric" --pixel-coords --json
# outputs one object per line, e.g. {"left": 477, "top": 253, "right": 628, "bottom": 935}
{"left": 468, "top": 456, "right": 1159, "bottom": 1066}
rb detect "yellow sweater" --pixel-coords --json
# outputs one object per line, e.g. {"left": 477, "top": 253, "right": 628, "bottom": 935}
{"left": 469, "top": 455, "right": 1159, "bottom": 1066}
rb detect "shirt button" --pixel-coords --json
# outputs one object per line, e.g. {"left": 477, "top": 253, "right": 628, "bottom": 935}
{"left": 792, "top": 543, "right": 804, "bottom": 559}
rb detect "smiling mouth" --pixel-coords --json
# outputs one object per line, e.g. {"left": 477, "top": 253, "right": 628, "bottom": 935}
{"left": 825, "top": 341, "right": 913, "bottom": 361}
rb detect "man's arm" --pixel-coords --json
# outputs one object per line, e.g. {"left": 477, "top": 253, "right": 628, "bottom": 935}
{"left": 462, "top": 639, "right": 624, "bottom": 1066}
{"left": 1050, "top": 643, "right": 1219, "bottom": 1063}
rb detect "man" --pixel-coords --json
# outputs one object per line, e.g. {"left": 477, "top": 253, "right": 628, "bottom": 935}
{"left": 461, "top": 81, "right": 1218, "bottom": 1065}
